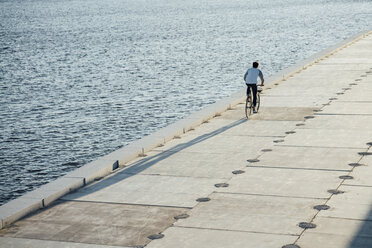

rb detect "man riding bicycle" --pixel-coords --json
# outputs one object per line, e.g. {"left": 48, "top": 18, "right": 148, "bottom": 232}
{"left": 244, "top": 61, "right": 264, "bottom": 113}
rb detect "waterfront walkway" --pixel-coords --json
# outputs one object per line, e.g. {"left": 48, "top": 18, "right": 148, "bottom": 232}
{"left": 1, "top": 32, "right": 372, "bottom": 248}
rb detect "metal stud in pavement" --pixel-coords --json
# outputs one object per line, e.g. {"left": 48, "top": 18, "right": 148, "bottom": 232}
{"left": 349, "top": 163, "right": 363, "bottom": 167}
{"left": 359, "top": 152, "right": 372, "bottom": 156}
{"left": 313, "top": 205, "right": 330, "bottom": 211}
{"left": 282, "top": 245, "right": 300, "bottom": 248}
{"left": 215, "top": 183, "right": 229, "bottom": 188}
{"left": 299, "top": 222, "right": 316, "bottom": 229}
{"left": 261, "top": 149, "right": 272, "bottom": 152}
{"left": 196, "top": 197, "right": 211, "bottom": 202}
{"left": 147, "top": 234, "right": 164, "bottom": 240}
{"left": 174, "top": 214, "right": 190, "bottom": 220}
{"left": 232, "top": 170, "right": 245, "bottom": 175}
{"left": 339, "top": 175, "right": 353, "bottom": 180}
{"left": 328, "top": 189, "right": 345, "bottom": 194}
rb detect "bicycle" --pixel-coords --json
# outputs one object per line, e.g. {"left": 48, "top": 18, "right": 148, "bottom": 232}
{"left": 245, "top": 85, "right": 262, "bottom": 118}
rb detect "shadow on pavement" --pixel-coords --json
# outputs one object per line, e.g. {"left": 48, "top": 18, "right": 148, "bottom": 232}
{"left": 66, "top": 118, "right": 247, "bottom": 198}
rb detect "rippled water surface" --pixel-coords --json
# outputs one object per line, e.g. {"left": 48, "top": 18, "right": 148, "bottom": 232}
{"left": 1, "top": 0, "right": 372, "bottom": 205}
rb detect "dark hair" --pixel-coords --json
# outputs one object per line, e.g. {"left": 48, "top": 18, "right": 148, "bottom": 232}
{"left": 253, "top": 61, "right": 259, "bottom": 68}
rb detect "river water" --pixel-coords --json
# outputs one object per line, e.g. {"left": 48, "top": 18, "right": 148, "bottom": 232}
{"left": 1, "top": 0, "right": 371, "bottom": 205}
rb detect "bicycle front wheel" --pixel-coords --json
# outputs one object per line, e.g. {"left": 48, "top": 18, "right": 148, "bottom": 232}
{"left": 256, "top": 93, "right": 260, "bottom": 112}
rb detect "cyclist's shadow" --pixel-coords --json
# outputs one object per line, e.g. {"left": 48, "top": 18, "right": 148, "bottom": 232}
{"left": 72, "top": 117, "right": 247, "bottom": 194}
{"left": 124, "top": 118, "right": 247, "bottom": 175}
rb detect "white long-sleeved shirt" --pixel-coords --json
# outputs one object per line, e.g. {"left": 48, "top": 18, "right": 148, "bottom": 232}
{"left": 244, "top": 68, "right": 264, "bottom": 85}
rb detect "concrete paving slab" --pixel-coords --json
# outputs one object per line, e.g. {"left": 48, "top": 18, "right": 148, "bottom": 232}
{"left": 189, "top": 119, "right": 297, "bottom": 137}
{"left": 338, "top": 93, "right": 372, "bottom": 102}
{"left": 62, "top": 174, "right": 220, "bottom": 208}
{"left": 348, "top": 165, "right": 372, "bottom": 186}
{"left": 260, "top": 96, "right": 326, "bottom": 108}
{"left": 151, "top": 133, "right": 202, "bottom": 152}
{"left": 321, "top": 101, "right": 372, "bottom": 115}
{"left": 183, "top": 118, "right": 241, "bottom": 135}
{"left": 217, "top": 167, "right": 344, "bottom": 198}
{"left": 223, "top": 120, "right": 298, "bottom": 137}
{"left": 215, "top": 105, "right": 245, "bottom": 120}
{"left": 126, "top": 148, "right": 249, "bottom": 167}
{"left": 0, "top": 237, "right": 128, "bottom": 248}
{"left": 360, "top": 154, "right": 372, "bottom": 166}
{"left": 262, "top": 80, "right": 349, "bottom": 96}
{"left": 175, "top": 193, "right": 322, "bottom": 235}
{"left": 146, "top": 226, "right": 297, "bottom": 248}
{"left": 319, "top": 201, "right": 372, "bottom": 221}
{"left": 286, "top": 64, "right": 360, "bottom": 75}
{"left": 299, "top": 115, "right": 372, "bottom": 130}
{"left": 309, "top": 216, "right": 372, "bottom": 237}
{"left": 320, "top": 57, "right": 372, "bottom": 64}
{"left": 296, "top": 216, "right": 372, "bottom": 248}
{"left": 302, "top": 63, "right": 370, "bottom": 71}
{"left": 122, "top": 100, "right": 244, "bottom": 156}
{"left": 146, "top": 118, "right": 197, "bottom": 143}
{"left": 324, "top": 47, "right": 372, "bottom": 56}
{"left": 158, "top": 135, "right": 276, "bottom": 154}
{"left": 336, "top": 83, "right": 372, "bottom": 100}
{"left": 318, "top": 185, "right": 372, "bottom": 220}
{"left": 328, "top": 52, "right": 372, "bottom": 60}
{"left": 151, "top": 119, "right": 258, "bottom": 153}
{"left": 0, "top": 201, "right": 187, "bottom": 247}
{"left": 297, "top": 232, "right": 372, "bottom": 248}
{"left": 280, "top": 128, "right": 372, "bottom": 148}
{"left": 268, "top": 76, "right": 358, "bottom": 91}
{"left": 247, "top": 107, "right": 316, "bottom": 121}
{"left": 253, "top": 146, "right": 359, "bottom": 171}
{"left": 325, "top": 185, "right": 372, "bottom": 205}
{"left": 123, "top": 150, "right": 247, "bottom": 179}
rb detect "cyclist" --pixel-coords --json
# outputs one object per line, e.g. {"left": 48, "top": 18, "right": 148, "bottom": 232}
{"left": 244, "top": 61, "right": 264, "bottom": 113}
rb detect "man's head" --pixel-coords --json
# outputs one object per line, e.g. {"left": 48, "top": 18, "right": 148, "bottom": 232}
{"left": 253, "top": 61, "right": 259, "bottom": 68}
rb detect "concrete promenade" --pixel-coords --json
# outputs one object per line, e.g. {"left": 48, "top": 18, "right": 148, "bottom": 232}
{"left": 1, "top": 31, "right": 372, "bottom": 248}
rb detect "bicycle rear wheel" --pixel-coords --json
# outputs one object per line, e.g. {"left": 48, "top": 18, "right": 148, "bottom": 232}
{"left": 245, "top": 92, "right": 253, "bottom": 118}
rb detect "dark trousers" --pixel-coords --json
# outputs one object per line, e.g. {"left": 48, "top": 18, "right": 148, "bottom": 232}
{"left": 246, "top": 84, "right": 258, "bottom": 107}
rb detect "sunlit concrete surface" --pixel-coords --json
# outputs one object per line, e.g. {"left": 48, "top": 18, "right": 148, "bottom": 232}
{"left": 147, "top": 227, "right": 297, "bottom": 248}
{"left": 0, "top": 31, "right": 372, "bottom": 248}
{"left": 217, "top": 167, "right": 344, "bottom": 198}
{"left": 253, "top": 146, "right": 359, "bottom": 171}
{"left": 0, "top": 201, "right": 188, "bottom": 247}
{"left": 174, "top": 193, "right": 323, "bottom": 235}
{"left": 0, "top": 237, "right": 128, "bottom": 248}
